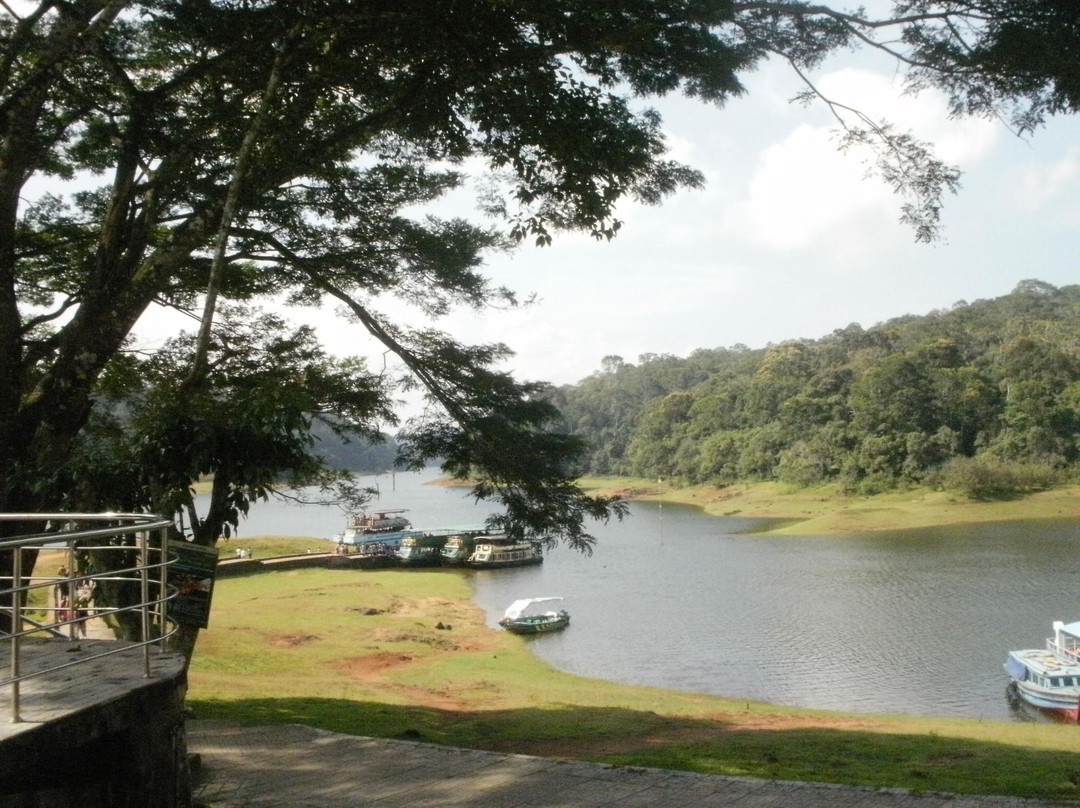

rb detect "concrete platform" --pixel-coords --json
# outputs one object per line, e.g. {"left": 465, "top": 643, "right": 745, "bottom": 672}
{"left": 188, "top": 721, "right": 1073, "bottom": 808}
{"left": 0, "top": 637, "right": 190, "bottom": 803}
{"left": 0, "top": 636, "right": 185, "bottom": 735}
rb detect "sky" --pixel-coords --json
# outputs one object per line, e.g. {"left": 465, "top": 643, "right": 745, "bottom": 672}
{"left": 130, "top": 43, "right": 1080, "bottom": 401}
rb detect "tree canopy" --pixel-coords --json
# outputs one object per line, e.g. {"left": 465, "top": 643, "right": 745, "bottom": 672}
{"left": 2, "top": 0, "right": 1079, "bottom": 572}
{"left": 555, "top": 281, "right": 1080, "bottom": 498}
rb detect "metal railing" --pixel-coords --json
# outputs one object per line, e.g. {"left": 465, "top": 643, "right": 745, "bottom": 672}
{"left": 0, "top": 513, "right": 177, "bottom": 723}
{"left": 1047, "top": 639, "right": 1080, "bottom": 663}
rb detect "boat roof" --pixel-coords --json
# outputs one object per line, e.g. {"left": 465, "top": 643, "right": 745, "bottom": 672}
{"left": 1009, "top": 648, "right": 1080, "bottom": 677}
{"left": 502, "top": 597, "right": 563, "bottom": 620}
{"left": 1059, "top": 621, "right": 1080, "bottom": 638}
{"left": 341, "top": 529, "right": 417, "bottom": 544}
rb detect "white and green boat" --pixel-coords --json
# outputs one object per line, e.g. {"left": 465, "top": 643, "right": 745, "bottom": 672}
{"left": 498, "top": 597, "right": 570, "bottom": 634}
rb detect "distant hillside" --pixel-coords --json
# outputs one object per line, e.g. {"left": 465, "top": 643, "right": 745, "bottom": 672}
{"left": 552, "top": 280, "right": 1080, "bottom": 498}
{"left": 310, "top": 420, "right": 399, "bottom": 472}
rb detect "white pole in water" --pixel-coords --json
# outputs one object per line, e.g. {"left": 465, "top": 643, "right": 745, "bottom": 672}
{"left": 658, "top": 477, "right": 663, "bottom": 545}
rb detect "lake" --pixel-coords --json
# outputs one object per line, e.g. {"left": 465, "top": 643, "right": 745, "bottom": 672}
{"left": 225, "top": 468, "right": 1076, "bottom": 722}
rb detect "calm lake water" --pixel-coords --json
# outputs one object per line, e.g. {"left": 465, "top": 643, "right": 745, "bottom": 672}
{"left": 226, "top": 468, "right": 1077, "bottom": 722}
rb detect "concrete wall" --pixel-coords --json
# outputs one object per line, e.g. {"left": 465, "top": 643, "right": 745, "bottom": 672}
{"left": 0, "top": 668, "right": 190, "bottom": 807}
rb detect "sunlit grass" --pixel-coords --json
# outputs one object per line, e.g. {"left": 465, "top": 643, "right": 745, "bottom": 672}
{"left": 188, "top": 567, "right": 1080, "bottom": 800}
{"left": 580, "top": 476, "right": 1080, "bottom": 536}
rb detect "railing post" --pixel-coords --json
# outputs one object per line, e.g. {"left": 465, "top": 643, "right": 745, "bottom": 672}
{"left": 10, "top": 546, "right": 22, "bottom": 723}
{"left": 140, "top": 526, "right": 151, "bottom": 678}
{"left": 157, "top": 525, "right": 169, "bottom": 651}
{"left": 65, "top": 539, "right": 76, "bottom": 640}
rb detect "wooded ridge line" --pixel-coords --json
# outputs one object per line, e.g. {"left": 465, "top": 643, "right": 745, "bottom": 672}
{"left": 554, "top": 280, "right": 1080, "bottom": 502}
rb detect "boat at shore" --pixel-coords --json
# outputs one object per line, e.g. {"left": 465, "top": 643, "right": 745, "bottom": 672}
{"left": 498, "top": 597, "right": 570, "bottom": 634}
{"left": 1004, "top": 620, "right": 1080, "bottom": 721}
{"left": 396, "top": 534, "right": 448, "bottom": 566}
{"left": 466, "top": 535, "right": 543, "bottom": 568}
{"left": 440, "top": 533, "right": 479, "bottom": 565}
{"left": 337, "top": 509, "right": 413, "bottom": 551}
{"left": 341, "top": 509, "right": 410, "bottom": 538}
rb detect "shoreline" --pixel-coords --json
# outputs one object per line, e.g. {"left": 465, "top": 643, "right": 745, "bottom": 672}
{"left": 578, "top": 477, "right": 1080, "bottom": 536}
{"left": 187, "top": 566, "right": 1080, "bottom": 801}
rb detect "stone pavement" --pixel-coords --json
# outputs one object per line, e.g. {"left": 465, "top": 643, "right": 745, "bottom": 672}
{"left": 188, "top": 721, "right": 1071, "bottom": 808}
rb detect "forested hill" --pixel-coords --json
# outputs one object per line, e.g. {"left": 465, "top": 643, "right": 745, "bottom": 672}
{"left": 311, "top": 421, "right": 398, "bottom": 473}
{"left": 551, "top": 280, "right": 1080, "bottom": 497}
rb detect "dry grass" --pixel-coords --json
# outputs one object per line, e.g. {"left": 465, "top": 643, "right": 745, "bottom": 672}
{"left": 580, "top": 477, "right": 1080, "bottom": 536}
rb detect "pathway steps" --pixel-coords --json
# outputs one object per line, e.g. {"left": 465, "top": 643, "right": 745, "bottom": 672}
{"left": 188, "top": 721, "right": 1070, "bottom": 808}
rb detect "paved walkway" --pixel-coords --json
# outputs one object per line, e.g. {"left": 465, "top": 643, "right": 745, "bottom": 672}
{"left": 188, "top": 721, "right": 1070, "bottom": 808}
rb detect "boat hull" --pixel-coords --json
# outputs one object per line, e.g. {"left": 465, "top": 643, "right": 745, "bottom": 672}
{"left": 397, "top": 550, "right": 444, "bottom": 567}
{"left": 500, "top": 613, "right": 570, "bottom": 634}
{"left": 467, "top": 555, "right": 543, "bottom": 569}
{"left": 1010, "top": 680, "right": 1080, "bottom": 721}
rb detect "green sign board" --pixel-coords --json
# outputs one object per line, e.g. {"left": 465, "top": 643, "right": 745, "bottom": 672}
{"left": 167, "top": 541, "right": 220, "bottom": 628}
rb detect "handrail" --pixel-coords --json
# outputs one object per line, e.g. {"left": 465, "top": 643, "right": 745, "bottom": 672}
{"left": 0, "top": 512, "right": 177, "bottom": 723}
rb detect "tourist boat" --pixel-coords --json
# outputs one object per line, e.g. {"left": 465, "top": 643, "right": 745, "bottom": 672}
{"left": 440, "top": 533, "right": 479, "bottom": 565}
{"left": 466, "top": 535, "right": 543, "bottom": 568}
{"left": 395, "top": 534, "right": 447, "bottom": 566}
{"left": 338, "top": 509, "right": 412, "bottom": 550}
{"left": 1004, "top": 620, "right": 1080, "bottom": 721}
{"left": 498, "top": 597, "right": 570, "bottom": 634}
{"left": 343, "top": 509, "right": 411, "bottom": 537}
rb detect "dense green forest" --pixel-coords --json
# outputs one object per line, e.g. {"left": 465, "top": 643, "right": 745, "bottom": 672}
{"left": 311, "top": 422, "right": 398, "bottom": 473}
{"left": 552, "top": 280, "right": 1080, "bottom": 498}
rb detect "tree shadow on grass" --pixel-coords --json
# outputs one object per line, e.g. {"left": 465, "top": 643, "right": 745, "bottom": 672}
{"left": 187, "top": 698, "right": 1080, "bottom": 801}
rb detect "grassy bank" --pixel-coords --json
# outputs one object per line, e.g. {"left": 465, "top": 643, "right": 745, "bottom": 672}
{"left": 187, "top": 563, "right": 1080, "bottom": 801}
{"left": 580, "top": 477, "right": 1080, "bottom": 536}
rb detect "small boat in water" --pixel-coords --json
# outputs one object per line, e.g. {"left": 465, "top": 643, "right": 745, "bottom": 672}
{"left": 498, "top": 597, "right": 570, "bottom": 634}
{"left": 1004, "top": 620, "right": 1080, "bottom": 721}
{"left": 466, "top": 535, "right": 543, "bottom": 568}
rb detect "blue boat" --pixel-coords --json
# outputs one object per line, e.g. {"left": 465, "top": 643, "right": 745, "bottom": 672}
{"left": 1004, "top": 620, "right": 1080, "bottom": 722}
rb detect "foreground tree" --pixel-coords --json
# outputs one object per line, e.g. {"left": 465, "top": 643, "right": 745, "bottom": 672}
{"left": 3, "top": 2, "right": 1079, "bottom": 645}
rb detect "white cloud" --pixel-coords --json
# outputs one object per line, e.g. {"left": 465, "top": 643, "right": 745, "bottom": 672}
{"left": 722, "top": 123, "right": 897, "bottom": 259}
{"left": 1007, "top": 149, "right": 1080, "bottom": 217}
{"left": 719, "top": 67, "right": 1004, "bottom": 264}
{"left": 816, "top": 69, "right": 999, "bottom": 164}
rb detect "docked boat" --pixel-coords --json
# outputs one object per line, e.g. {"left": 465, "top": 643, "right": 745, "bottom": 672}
{"left": 466, "top": 535, "right": 543, "bottom": 568}
{"left": 343, "top": 509, "right": 410, "bottom": 537}
{"left": 338, "top": 509, "right": 412, "bottom": 550}
{"left": 440, "top": 533, "right": 479, "bottom": 565}
{"left": 498, "top": 597, "right": 570, "bottom": 634}
{"left": 1004, "top": 620, "right": 1080, "bottom": 721}
{"left": 396, "top": 534, "right": 447, "bottom": 566}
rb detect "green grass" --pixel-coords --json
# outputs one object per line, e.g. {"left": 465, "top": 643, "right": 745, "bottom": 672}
{"left": 187, "top": 567, "right": 1080, "bottom": 801}
{"left": 579, "top": 476, "right": 1080, "bottom": 536}
{"left": 219, "top": 535, "right": 331, "bottom": 557}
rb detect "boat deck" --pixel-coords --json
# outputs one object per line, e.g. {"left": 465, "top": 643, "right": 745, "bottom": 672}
{"left": 1010, "top": 648, "right": 1080, "bottom": 678}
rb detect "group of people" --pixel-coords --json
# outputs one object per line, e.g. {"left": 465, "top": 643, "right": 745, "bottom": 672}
{"left": 54, "top": 566, "right": 94, "bottom": 637}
